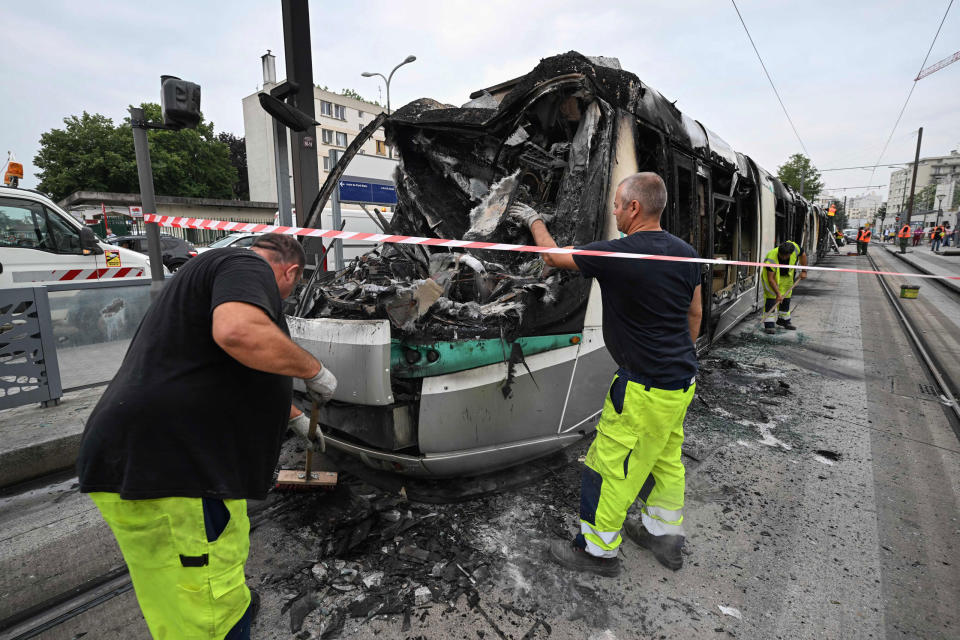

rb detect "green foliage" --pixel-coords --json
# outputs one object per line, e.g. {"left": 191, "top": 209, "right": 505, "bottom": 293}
{"left": 34, "top": 103, "right": 239, "bottom": 202}
{"left": 915, "top": 184, "right": 937, "bottom": 211}
{"left": 776, "top": 153, "right": 824, "bottom": 201}
{"left": 339, "top": 88, "right": 382, "bottom": 107}
{"left": 216, "top": 132, "right": 248, "bottom": 200}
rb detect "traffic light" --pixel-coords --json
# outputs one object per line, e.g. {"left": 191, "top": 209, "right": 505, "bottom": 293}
{"left": 161, "top": 75, "right": 202, "bottom": 130}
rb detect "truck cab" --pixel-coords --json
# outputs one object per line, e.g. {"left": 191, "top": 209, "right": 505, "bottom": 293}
{"left": 0, "top": 186, "right": 152, "bottom": 286}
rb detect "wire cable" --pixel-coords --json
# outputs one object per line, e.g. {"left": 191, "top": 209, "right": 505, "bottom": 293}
{"left": 730, "top": 0, "right": 810, "bottom": 158}
{"left": 868, "top": 0, "right": 954, "bottom": 186}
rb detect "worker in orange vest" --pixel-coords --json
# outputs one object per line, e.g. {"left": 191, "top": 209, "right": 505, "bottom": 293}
{"left": 931, "top": 224, "right": 946, "bottom": 252}
{"left": 856, "top": 225, "right": 872, "bottom": 256}
{"left": 897, "top": 224, "right": 911, "bottom": 254}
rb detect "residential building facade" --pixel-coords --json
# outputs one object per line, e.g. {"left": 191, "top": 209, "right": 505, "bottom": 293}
{"left": 243, "top": 52, "right": 397, "bottom": 206}
{"left": 887, "top": 146, "right": 960, "bottom": 224}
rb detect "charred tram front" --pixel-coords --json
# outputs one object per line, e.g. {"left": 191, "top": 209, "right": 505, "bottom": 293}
{"left": 289, "top": 53, "right": 830, "bottom": 477}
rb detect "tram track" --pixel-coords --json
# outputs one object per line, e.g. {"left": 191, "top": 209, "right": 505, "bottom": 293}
{"left": 0, "top": 492, "right": 306, "bottom": 640}
{"left": 867, "top": 250, "right": 960, "bottom": 434}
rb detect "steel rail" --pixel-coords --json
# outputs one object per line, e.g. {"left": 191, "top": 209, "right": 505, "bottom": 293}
{"left": 868, "top": 253, "right": 960, "bottom": 432}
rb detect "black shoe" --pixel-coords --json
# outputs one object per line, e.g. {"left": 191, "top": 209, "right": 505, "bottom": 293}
{"left": 764, "top": 326, "right": 776, "bottom": 335}
{"left": 623, "top": 520, "right": 684, "bottom": 571}
{"left": 776, "top": 319, "right": 797, "bottom": 330}
{"left": 548, "top": 539, "right": 621, "bottom": 577}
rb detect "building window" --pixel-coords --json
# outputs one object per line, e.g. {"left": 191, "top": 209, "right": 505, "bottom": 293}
{"left": 323, "top": 157, "right": 330, "bottom": 171}
{"left": 376, "top": 140, "right": 387, "bottom": 156}
{"left": 358, "top": 110, "right": 364, "bottom": 118}
{"left": 321, "top": 129, "right": 333, "bottom": 145}
{"left": 336, "top": 132, "right": 348, "bottom": 147}
{"left": 320, "top": 100, "right": 332, "bottom": 117}
{"left": 334, "top": 104, "right": 346, "bottom": 120}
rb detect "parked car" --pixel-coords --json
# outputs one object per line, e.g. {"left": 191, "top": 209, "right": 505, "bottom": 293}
{"left": 843, "top": 228, "right": 859, "bottom": 244}
{"left": 111, "top": 234, "right": 197, "bottom": 271}
{"left": 0, "top": 185, "right": 151, "bottom": 286}
{"left": 196, "top": 232, "right": 262, "bottom": 253}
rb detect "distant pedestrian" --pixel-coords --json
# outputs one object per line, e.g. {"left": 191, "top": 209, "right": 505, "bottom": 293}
{"left": 913, "top": 227, "right": 923, "bottom": 246}
{"left": 945, "top": 221, "right": 953, "bottom": 247}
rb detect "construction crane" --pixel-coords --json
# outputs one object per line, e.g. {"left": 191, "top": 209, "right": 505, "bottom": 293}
{"left": 915, "top": 49, "right": 960, "bottom": 80}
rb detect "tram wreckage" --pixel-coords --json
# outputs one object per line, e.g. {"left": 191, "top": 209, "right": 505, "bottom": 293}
{"left": 289, "top": 51, "right": 830, "bottom": 477}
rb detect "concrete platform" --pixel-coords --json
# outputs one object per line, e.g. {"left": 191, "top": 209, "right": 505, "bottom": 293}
{"left": 881, "top": 241, "right": 960, "bottom": 295}
{"left": 0, "top": 385, "right": 103, "bottom": 488}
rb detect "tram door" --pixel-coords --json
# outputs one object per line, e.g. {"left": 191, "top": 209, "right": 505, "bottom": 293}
{"left": 673, "top": 152, "right": 713, "bottom": 347}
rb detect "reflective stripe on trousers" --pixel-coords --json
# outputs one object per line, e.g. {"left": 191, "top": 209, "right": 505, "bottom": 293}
{"left": 578, "top": 374, "right": 694, "bottom": 558}
{"left": 90, "top": 493, "right": 251, "bottom": 639}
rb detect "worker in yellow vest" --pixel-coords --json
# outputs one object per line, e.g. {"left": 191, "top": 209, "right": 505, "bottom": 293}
{"left": 897, "top": 224, "right": 911, "bottom": 254}
{"left": 856, "top": 225, "right": 872, "bottom": 255}
{"left": 761, "top": 241, "right": 806, "bottom": 334}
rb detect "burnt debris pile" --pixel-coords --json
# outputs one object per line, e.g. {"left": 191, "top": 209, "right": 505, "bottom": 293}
{"left": 296, "top": 52, "right": 635, "bottom": 341}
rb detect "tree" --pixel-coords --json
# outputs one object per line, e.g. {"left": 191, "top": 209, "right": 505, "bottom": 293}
{"left": 915, "top": 184, "right": 937, "bottom": 211}
{"left": 34, "top": 103, "right": 237, "bottom": 201}
{"left": 776, "top": 153, "right": 824, "bottom": 201}
{"left": 217, "top": 132, "right": 249, "bottom": 200}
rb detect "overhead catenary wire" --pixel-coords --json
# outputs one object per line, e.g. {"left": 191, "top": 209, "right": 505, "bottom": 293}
{"left": 867, "top": 0, "right": 954, "bottom": 186}
{"left": 730, "top": 0, "right": 810, "bottom": 159}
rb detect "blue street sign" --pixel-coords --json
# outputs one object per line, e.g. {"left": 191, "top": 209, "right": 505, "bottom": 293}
{"left": 338, "top": 179, "right": 397, "bottom": 205}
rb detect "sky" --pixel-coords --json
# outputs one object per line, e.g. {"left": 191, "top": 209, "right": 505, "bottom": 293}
{"left": 1, "top": 0, "right": 958, "bottom": 203}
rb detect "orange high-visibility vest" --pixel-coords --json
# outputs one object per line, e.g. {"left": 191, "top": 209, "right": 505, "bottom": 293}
{"left": 935, "top": 225, "right": 945, "bottom": 239}
{"left": 862, "top": 229, "right": 871, "bottom": 243}
{"left": 897, "top": 225, "right": 911, "bottom": 239}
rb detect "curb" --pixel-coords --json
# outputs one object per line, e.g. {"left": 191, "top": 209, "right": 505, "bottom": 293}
{"left": 882, "top": 244, "right": 960, "bottom": 296}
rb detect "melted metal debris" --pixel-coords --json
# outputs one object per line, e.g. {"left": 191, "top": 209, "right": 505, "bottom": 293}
{"left": 295, "top": 51, "right": 631, "bottom": 341}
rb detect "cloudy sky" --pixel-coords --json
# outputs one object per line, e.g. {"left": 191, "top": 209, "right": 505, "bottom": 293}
{"left": 2, "top": 0, "right": 957, "bottom": 201}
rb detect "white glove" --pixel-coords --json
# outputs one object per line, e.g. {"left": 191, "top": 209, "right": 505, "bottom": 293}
{"left": 305, "top": 366, "right": 337, "bottom": 404}
{"left": 507, "top": 203, "right": 543, "bottom": 229}
{"left": 288, "top": 412, "right": 325, "bottom": 452}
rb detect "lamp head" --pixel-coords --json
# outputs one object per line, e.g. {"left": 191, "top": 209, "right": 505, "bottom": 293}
{"left": 403, "top": 55, "right": 417, "bottom": 64}
{"left": 361, "top": 72, "right": 375, "bottom": 77}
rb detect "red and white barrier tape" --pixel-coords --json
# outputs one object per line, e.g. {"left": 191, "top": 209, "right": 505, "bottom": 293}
{"left": 144, "top": 214, "right": 960, "bottom": 282}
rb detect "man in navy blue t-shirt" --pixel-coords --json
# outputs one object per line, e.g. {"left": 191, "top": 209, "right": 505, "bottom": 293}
{"left": 509, "top": 172, "right": 702, "bottom": 576}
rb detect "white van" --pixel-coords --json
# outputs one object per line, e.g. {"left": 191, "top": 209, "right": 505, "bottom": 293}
{"left": 0, "top": 186, "right": 152, "bottom": 286}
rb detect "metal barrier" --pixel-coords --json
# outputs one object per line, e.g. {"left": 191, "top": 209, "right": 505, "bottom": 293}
{"left": 0, "top": 287, "right": 62, "bottom": 410}
{"left": 0, "top": 278, "right": 153, "bottom": 409}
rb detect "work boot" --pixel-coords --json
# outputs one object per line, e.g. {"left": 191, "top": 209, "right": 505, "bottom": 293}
{"left": 623, "top": 519, "right": 684, "bottom": 571}
{"left": 548, "top": 539, "right": 621, "bottom": 577}
{"left": 764, "top": 325, "right": 776, "bottom": 335}
{"left": 776, "top": 319, "right": 797, "bottom": 330}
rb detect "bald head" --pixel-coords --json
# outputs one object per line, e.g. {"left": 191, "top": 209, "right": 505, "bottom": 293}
{"left": 618, "top": 172, "right": 667, "bottom": 220}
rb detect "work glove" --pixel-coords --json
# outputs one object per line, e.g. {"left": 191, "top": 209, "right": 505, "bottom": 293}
{"left": 288, "top": 412, "right": 325, "bottom": 452}
{"left": 507, "top": 203, "right": 544, "bottom": 229}
{"left": 305, "top": 366, "right": 338, "bottom": 404}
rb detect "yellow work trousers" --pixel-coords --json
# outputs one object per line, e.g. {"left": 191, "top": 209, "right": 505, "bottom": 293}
{"left": 578, "top": 372, "right": 695, "bottom": 557}
{"left": 90, "top": 493, "right": 251, "bottom": 639}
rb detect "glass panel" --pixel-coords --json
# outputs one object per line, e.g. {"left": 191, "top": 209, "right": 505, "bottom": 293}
{"left": 48, "top": 283, "right": 152, "bottom": 389}
{"left": 44, "top": 208, "right": 83, "bottom": 254}
{"left": 0, "top": 197, "right": 46, "bottom": 249}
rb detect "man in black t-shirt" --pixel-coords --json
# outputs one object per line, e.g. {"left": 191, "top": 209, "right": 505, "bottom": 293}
{"left": 76, "top": 234, "right": 337, "bottom": 639}
{"left": 509, "top": 172, "right": 702, "bottom": 577}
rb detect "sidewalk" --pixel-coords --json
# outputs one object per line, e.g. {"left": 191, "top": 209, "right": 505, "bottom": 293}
{"left": 881, "top": 240, "right": 960, "bottom": 295}
{"left": 0, "top": 385, "right": 103, "bottom": 487}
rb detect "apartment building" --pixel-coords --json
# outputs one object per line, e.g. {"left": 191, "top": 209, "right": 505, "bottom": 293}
{"left": 243, "top": 52, "right": 398, "bottom": 205}
{"left": 887, "top": 146, "right": 960, "bottom": 217}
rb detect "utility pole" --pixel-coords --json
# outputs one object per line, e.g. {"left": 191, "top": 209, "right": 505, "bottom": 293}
{"left": 130, "top": 107, "right": 166, "bottom": 295}
{"left": 281, "top": 0, "right": 319, "bottom": 227}
{"left": 905, "top": 127, "right": 923, "bottom": 225}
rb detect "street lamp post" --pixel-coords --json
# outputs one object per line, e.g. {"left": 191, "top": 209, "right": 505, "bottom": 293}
{"left": 936, "top": 194, "right": 945, "bottom": 227}
{"left": 362, "top": 55, "right": 416, "bottom": 158}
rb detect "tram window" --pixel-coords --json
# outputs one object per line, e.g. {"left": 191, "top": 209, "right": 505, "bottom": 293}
{"left": 675, "top": 165, "right": 694, "bottom": 246}
{"left": 712, "top": 197, "right": 737, "bottom": 295}
{"left": 737, "top": 186, "right": 758, "bottom": 281}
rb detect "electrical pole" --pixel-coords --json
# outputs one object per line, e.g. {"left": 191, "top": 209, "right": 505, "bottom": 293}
{"left": 905, "top": 127, "right": 923, "bottom": 225}
{"left": 130, "top": 107, "right": 166, "bottom": 295}
{"left": 281, "top": 0, "right": 319, "bottom": 227}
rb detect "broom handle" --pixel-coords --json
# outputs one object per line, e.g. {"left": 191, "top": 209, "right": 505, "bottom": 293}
{"left": 305, "top": 400, "right": 319, "bottom": 478}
